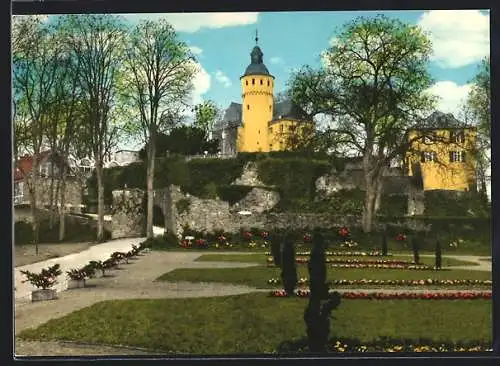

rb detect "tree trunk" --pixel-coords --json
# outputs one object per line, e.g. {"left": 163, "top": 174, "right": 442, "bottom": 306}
{"left": 146, "top": 138, "right": 156, "bottom": 238}
{"left": 48, "top": 161, "right": 55, "bottom": 229}
{"left": 58, "top": 165, "right": 67, "bottom": 242}
{"left": 362, "top": 184, "right": 377, "bottom": 233}
{"left": 30, "top": 157, "right": 40, "bottom": 256}
{"left": 95, "top": 162, "right": 105, "bottom": 242}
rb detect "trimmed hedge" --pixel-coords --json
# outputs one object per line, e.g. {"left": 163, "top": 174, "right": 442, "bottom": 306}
{"left": 14, "top": 218, "right": 111, "bottom": 245}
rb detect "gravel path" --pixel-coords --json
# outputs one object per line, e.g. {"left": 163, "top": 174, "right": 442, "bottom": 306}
{"left": 14, "top": 245, "right": 491, "bottom": 357}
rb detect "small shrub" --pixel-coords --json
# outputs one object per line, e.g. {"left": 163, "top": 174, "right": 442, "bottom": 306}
{"left": 175, "top": 199, "right": 191, "bottom": 215}
{"left": 20, "top": 264, "right": 62, "bottom": 290}
{"left": 66, "top": 268, "right": 88, "bottom": 281}
{"left": 381, "top": 232, "right": 388, "bottom": 256}
{"left": 412, "top": 236, "right": 420, "bottom": 264}
{"left": 280, "top": 232, "right": 298, "bottom": 296}
{"left": 304, "top": 228, "right": 342, "bottom": 352}
{"left": 435, "top": 240, "right": 442, "bottom": 270}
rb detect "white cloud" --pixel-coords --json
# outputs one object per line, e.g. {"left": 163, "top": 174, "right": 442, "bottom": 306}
{"left": 189, "top": 60, "right": 211, "bottom": 106}
{"left": 425, "top": 80, "right": 472, "bottom": 117}
{"left": 269, "top": 56, "right": 284, "bottom": 65}
{"left": 123, "top": 12, "right": 259, "bottom": 33}
{"left": 189, "top": 46, "right": 203, "bottom": 55}
{"left": 418, "top": 10, "right": 490, "bottom": 68}
{"left": 214, "top": 70, "right": 232, "bottom": 88}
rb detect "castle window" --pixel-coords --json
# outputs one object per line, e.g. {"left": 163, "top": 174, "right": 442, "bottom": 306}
{"left": 269, "top": 105, "right": 271, "bottom": 111}
{"left": 269, "top": 144, "right": 273, "bottom": 150}
{"left": 423, "top": 132, "right": 436, "bottom": 144}
{"left": 421, "top": 151, "right": 437, "bottom": 163}
{"left": 247, "top": 104, "right": 250, "bottom": 110}
{"left": 252, "top": 79, "right": 255, "bottom": 85}
{"left": 267, "top": 80, "right": 270, "bottom": 86}
{"left": 260, "top": 79, "right": 263, "bottom": 85}
{"left": 258, "top": 130, "right": 260, "bottom": 134}
{"left": 246, "top": 80, "right": 248, "bottom": 86}
{"left": 450, "top": 130, "right": 465, "bottom": 143}
{"left": 450, "top": 151, "right": 466, "bottom": 163}
{"left": 280, "top": 124, "right": 284, "bottom": 132}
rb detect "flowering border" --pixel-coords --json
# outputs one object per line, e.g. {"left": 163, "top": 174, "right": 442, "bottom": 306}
{"left": 265, "top": 251, "right": 392, "bottom": 257}
{"left": 291, "top": 257, "right": 412, "bottom": 265}
{"left": 267, "top": 278, "right": 492, "bottom": 287}
{"left": 271, "top": 289, "right": 492, "bottom": 300}
{"left": 281, "top": 339, "right": 492, "bottom": 353}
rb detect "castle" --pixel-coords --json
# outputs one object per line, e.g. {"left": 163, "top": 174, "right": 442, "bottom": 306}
{"left": 213, "top": 33, "right": 314, "bottom": 155}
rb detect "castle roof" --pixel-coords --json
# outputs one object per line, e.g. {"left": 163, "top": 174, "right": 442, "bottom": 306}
{"left": 272, "top": 99, "right": 310, "bottom": 122}
{"left": 242, "top": 32, "right": 273, "bottom": 78}
{"left": 415, "top": 111, "right": 471, "bottom": 130}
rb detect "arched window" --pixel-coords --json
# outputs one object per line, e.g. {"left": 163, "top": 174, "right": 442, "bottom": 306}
{"left": 246, "top": 80, "right": 248, "bottom": 86}
{"left": 252, "top": 79, "right": 255, "bottom": 85}
{"left": 267, "top": 80, "right": 270, "bottom": 86}
{"left": 260, "top": 79, "right": 263, "bottom": 85}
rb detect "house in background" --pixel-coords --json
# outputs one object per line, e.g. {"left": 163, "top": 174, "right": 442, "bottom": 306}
{"left": 14, "top": 150, "right": 86, "bottom": 211}
{"left": 406, "top": 111, "right": 478, "bottom": 192}
{"left": 112, "top": 150, "right": 140, "bottom": 166}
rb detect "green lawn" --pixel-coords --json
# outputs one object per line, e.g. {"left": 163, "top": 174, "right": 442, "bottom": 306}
{"left": 195, "top": 254, "right": 479, "bottom": 267}
{"left": 18, "top": 293, "right": 491, "bottom": 354}
{"left": 157, "top": 266, "right": 491, "bottom": 289}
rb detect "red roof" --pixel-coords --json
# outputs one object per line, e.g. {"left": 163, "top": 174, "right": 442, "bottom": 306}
{"left": 14, "top": 150, "right": 51, "bottom": 182}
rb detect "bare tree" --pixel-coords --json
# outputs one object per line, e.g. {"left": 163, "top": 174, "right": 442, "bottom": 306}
{"left": 121, "top": 19, "right": 196, "bottom": 238}
{"left": 13, "top": 16, "right": 63, "bottom": 254}
{"left": 59, "top": 14, "right": 126, "bottom": 242}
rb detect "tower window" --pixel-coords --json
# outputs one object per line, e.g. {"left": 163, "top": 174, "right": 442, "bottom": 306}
{"left": 252, "top": 79, "right": 255, "bottom": 85}
{"left": 260, "top": 79, "right": 263, "bottom": 85}
{"left": 246, "top": 80, "right": 248, "bottom": 86}
{"left": 267, "top": 80, "right": 270, "bottom": 86}
{"left": 269, "top": 105, "right": 271, "bottom": 111}
{"left": 258, "top": 130, "right": 260, "bottom": 134}
{"left": 247, "top": 104, "right": 250, "bottom": 110}
{"left": 450, "top": 151, "right": 466, "bottom": 163}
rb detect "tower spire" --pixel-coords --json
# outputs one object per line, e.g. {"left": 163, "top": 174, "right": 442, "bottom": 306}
{"left": 255, "top": 29, "right": 259, "bottom": 45}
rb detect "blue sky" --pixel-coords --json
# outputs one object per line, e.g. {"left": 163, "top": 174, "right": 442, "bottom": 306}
{"left": 119, "top": 10, "right": 489, "bottom": 120}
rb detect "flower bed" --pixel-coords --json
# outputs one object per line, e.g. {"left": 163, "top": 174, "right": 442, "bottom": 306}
{"left": 271, "top": 289, "right": 492, "bottom": 300}
{"left": 267, "top": 278, "right": 492, "bottom": 287}
{"left": 265, "top": 251, "right": 392, "bottom": 257}
{"left": 287, "top": 257, "right": 411, "bottom": 265}
{"left": 280, "top": 338, "right": 492, "bottom": 353}
{"left": 267, "top": 262, "right": 434, "bottom": 270}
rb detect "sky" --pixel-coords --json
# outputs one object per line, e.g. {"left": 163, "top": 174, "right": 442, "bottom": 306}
{"left": 118, "top": 10, "right": 489, "bottom": 118}
{"left": 36, "top": 10, "right": 490, "bottom": 150}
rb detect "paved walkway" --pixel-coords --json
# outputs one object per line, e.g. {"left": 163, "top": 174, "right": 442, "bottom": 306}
{"left": 14, "top": 238, "right": 145, "bottom": 303}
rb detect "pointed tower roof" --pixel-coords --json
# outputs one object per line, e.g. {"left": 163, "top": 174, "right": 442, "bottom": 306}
{"left": 242, "top": 30, "right": 273, "bottom": 78}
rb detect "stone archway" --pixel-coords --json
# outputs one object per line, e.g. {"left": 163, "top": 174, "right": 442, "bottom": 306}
{"left": 153, "top": 205, "right": 165, "bottom": 228}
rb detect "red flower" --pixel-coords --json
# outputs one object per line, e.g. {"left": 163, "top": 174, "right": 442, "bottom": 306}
{"left": 217, "top": 235, "right": 227, "bottom": 244}
{"left": 303, "top": 233, "right": 312, "bottom": 242}
{"left": 260, "top": 231, "right": 269, "bottom": 239}
{"left": 339, "top": 227, "right": 350, "bottom": 238}
{"left": 396, "top": 233, "right": 407, "bottom": 241}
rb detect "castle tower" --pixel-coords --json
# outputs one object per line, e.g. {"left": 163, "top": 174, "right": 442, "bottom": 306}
{"left": 238, "top": 31, "right": 275, "bottom": 152}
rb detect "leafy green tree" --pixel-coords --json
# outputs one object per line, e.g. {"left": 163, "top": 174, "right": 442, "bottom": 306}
{"left": 193, "top": 100, "right": 220, "bottom": 136}
{"left": 121, "top": 18, "right": 196, "bottom": 238}
{"left": 464, "top": 57, "right": 490, "bottom": 202}
{"left": 287, "top": 15, "right": 436, "bottom": 232}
